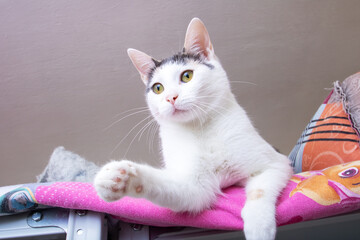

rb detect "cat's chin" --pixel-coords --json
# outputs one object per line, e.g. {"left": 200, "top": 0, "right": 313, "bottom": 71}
{"left": 158, "top": 108, "right": 199, "bottom": 124}
{"left": 168, "top": 109, "right": 192, "bottom": 122}
{"left": 173, "top": 108, "right": 187, "bottom": 115}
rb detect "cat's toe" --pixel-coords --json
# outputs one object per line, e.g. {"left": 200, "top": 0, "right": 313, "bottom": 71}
{"left": 93, "top": 161, "right": 137, "bottom": 202}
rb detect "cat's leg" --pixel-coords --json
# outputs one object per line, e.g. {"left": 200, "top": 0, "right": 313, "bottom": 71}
{"left": 94, "top": 160, "right": 217, "bottom": 212}
{"left": 241, "top": 161, "right": 292, "bottom": 240}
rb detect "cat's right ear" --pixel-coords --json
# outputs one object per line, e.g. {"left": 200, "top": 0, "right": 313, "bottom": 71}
{"left": 184, "top": 18, "right": 215, "bottom": 60}
{"left": 127, "top": 48, "right": 158, "bottom": 85}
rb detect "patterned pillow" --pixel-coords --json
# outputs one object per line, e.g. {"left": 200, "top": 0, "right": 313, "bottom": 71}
{"left": 289, "top": 72, "right": 360, "bottom": 173}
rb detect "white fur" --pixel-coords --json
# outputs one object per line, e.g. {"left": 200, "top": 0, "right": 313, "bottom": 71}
{"left": 94, "top": 18, "right": 293, "bottom": 240}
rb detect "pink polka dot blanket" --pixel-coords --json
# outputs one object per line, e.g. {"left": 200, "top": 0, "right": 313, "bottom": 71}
{"left": 1, "top": 161, "right": 360, "bottom": 230}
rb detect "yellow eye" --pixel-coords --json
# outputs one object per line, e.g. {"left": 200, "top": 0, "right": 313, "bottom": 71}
{"left": 152, "top": 83, "right": 164, "bottom": 94}
{"left": 181, "top": 70, "right": 193, "bottom": 83}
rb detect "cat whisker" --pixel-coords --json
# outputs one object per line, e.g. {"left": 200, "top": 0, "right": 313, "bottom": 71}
{"left": 192, "top": 93, "right": 224, "bottom": 103}
{"left": 196, "top": 93, "right": 239, "bottom": 108}
{"left": 196, "top": 102, "right": 229, "bottom": 118}
{"left": 189, "top": 104, "right": 208, "bottom": 133}
{"left": 122, "top": 117, "right": 157, "bottom": 158}
{"left": 138, "top": 118, "right": 157, "bottom": 142}
{"left": 147, "top": 120, "right": 159, "bottom": 153}
{"left": 190, "top": 103, "right": 207, "bottom": 120}
{"left": 150, "top": 123, "right": 159, "bottom": 153}
{"left": 189, "top": 107, "right": 202, "bottom": 130}
{"left": 112, "top": 106, "right": 149, "bottom": 119}
{"left": 110, "top": 115, "right": 153, "bottom": 156}
{"left": 104, "top": 108, "right": 150, "bottom": 131}
{"left": 229, "top": 80, "right": 258, "bottom": 86}
{"left": 182, "top": 95, "right": 231, "bottom": 120}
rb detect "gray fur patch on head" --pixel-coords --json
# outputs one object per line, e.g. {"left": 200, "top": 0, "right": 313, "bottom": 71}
{"left": 145, "top": 52, "right": 214, "bottom": 93}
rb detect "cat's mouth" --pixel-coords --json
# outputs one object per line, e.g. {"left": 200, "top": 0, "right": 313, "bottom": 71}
{"left": 169, "top": 104, "right": 190, "bottom": 116}
{"left": 173, "top": 108, "right": 187, "bottom": 115}
{"left": 162, "top": 105, "right": 194, "bottom": 121}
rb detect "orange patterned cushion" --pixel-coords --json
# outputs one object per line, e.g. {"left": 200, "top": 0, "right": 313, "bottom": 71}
{"left": 290, "top": 73, "right": 360, "bottom": 173}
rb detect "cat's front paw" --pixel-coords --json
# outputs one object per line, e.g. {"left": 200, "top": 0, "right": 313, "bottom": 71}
{"left": 94, "top": 160, "right": 141, "bottom": 202}
{"left": 241, "top": 202, "right": 276, "bottom": 240}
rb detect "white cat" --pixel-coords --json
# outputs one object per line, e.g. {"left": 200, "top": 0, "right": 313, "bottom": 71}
{"left": 94, "top": 18, "right": 293, "bottom": 240}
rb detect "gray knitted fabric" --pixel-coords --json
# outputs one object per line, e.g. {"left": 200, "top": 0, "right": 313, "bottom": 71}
{"left": 37, "top": 146, "right": 99, "bottom": 183}
{"left": 329, "top": 72, "right": 360, "bottom": 136}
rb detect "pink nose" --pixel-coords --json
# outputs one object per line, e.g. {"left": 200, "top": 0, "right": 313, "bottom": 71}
{"left": 166, "top": 95, "right": 178, "bottom": 105}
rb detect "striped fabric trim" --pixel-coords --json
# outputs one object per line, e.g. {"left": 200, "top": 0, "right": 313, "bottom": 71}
{"left": 295, "top": 116, "right": 359, "bottom": 145}
{"left": 310, "top": 116, "right": 348, "bottom": 122}
{"left": 299, "top": 138, "right": 359, "bottom": 144}
{"left": 289, "top": 104, "right": 327, "bottom": 171}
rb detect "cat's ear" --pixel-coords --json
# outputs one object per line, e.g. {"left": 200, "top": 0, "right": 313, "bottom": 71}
{"left": 127, "top": 48, "right": 159, "bottom": 85}
{"left": 184, "top": 18, "right": 215, "bottom": 60}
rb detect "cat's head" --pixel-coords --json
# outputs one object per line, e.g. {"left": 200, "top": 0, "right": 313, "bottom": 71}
{"left": 128, "top": 18, "right": 230, "bottom": 124}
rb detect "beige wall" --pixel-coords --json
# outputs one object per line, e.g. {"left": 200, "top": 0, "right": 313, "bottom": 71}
{"left": 1, "top": 0, "right": 360, "bottom": 185}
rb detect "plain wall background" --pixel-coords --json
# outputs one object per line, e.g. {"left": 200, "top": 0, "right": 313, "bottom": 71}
{"left": 1, "top": 0, "right": 360, "bottom": 185}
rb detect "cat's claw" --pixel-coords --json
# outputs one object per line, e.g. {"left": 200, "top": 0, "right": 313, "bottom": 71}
{"left": 94, "top": 160, "right": 138, "bottom": 202}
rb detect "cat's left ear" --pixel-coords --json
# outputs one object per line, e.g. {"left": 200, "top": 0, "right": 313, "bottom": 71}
{"left": 127, "top": 48, "right": 158, "bottom": 85}
{"left": 184, "top": 18, "right": 215, "bottom": 60}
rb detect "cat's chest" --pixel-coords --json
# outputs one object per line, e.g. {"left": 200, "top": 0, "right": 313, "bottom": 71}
{"left": 197, "top": 136, "right": 226, "bottom": 162}
{"left": 161, "top": 126, "right": 227, "bottom": 165}
{"left": 173, "top": 134, "right": 241, "bottom": 186}
{"left": 160, "top": 123, "right": 247, "bottom": 187}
